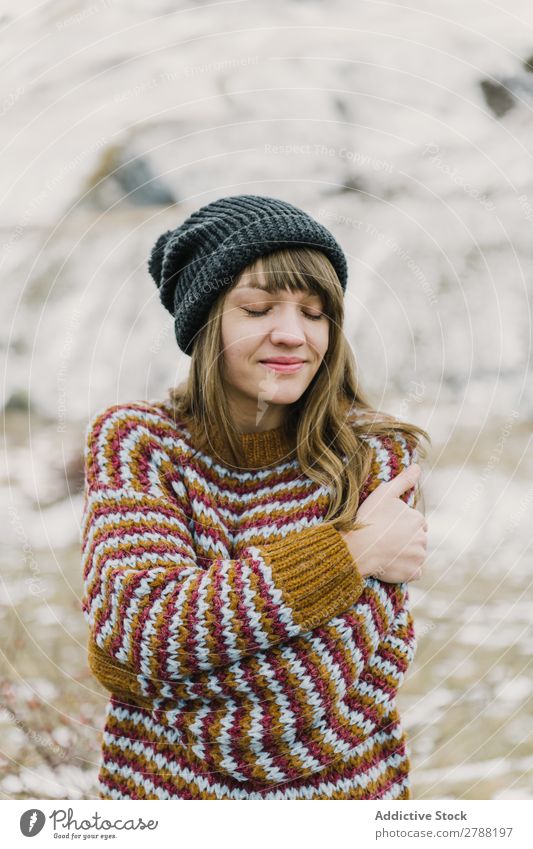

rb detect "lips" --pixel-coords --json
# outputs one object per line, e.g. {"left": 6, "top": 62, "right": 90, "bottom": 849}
{"left": 260, "top": 358, "right": 305, "bottom": 365}
{"left": 259, "top": 359, "right": 306, "bottom": 374}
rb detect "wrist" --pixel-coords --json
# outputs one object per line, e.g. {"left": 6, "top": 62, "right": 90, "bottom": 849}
{"left": 340, "top": 528, "right": 376, "bottom": 578}
{"left": 356, "top": 558, "right": 375, "bottom": 579}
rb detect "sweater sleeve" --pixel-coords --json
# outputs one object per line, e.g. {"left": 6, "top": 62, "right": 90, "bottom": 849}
{"left": 81, "top": 404, "right": 365, "bottom": 699}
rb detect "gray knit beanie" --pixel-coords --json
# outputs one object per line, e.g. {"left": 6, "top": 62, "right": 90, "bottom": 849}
{"left": 147, "top": 193, "right": 348, "bottom": 355}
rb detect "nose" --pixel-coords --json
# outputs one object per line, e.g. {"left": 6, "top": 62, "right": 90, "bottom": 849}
{"left": 268, "top": 304, "right": 307, "bottom": 346}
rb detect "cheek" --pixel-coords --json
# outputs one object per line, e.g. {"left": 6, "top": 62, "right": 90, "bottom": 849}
{"left": 312, "top": 323, "right": 329, "bottom": 357}
{"left": 222, "top": 310, "right": 266, "bottom": 350}
{"left": 221, "top": 314, "right": 256, "bottom": 368}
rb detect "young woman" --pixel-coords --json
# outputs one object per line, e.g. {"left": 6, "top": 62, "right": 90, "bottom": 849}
{"left": 81, "top": 194, "right": 430, "bottom": 800}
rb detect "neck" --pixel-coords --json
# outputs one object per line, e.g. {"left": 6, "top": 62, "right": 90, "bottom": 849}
{"left": 227, "top": 403, "right": 288, "bottom": 434}
{"left": 234, "top": 413, "right": 287, "bottom": 434}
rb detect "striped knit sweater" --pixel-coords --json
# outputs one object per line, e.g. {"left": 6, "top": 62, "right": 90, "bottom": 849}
{"left": 80, "top": 400, "right": 418, "bottom": 800}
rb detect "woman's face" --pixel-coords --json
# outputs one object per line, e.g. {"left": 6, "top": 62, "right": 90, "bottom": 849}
{"left": 220, "top": 263, "right": 329, "bottom": 429}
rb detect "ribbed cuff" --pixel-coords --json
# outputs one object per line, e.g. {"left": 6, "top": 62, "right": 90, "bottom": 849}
{"left": 88, "top": 636, "right": 152, "bottom": 709}
{"left": 260, "top": 521, "right": 365, "bottom": 631}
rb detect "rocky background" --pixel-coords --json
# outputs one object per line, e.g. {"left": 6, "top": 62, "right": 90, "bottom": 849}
{"left": 1, "top": 0, "right": 532, "bottom": 799}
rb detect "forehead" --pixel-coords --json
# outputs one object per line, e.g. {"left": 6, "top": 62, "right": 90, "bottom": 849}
{"left": 230, "top": 268, "right": 323, "bottom": 301}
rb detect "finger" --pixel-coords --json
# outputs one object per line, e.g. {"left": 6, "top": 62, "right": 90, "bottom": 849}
{"left": 382, "top": 464, "right": 421, "bottom": 499}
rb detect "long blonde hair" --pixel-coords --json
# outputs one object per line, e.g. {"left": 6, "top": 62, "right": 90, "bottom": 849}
{"left": 166, "top": 246, "right": 431, "bottom": 532}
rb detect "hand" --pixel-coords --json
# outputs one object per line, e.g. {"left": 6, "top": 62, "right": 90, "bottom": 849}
{"left": 340, "top": 464, "right": 428, "bottom": 583}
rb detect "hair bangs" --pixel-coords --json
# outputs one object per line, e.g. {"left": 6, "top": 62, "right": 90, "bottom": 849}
{"left": 248, "top": 248, "right": 341, "bottom": 314}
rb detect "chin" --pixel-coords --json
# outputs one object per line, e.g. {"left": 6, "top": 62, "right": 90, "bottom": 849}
{"left": 258, "top": 388, "right": 308, "bottom": 405}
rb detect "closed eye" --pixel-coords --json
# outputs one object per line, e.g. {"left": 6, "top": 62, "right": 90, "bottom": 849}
{"left": 243, "top": 308, "right": 324, "bottom": 321}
